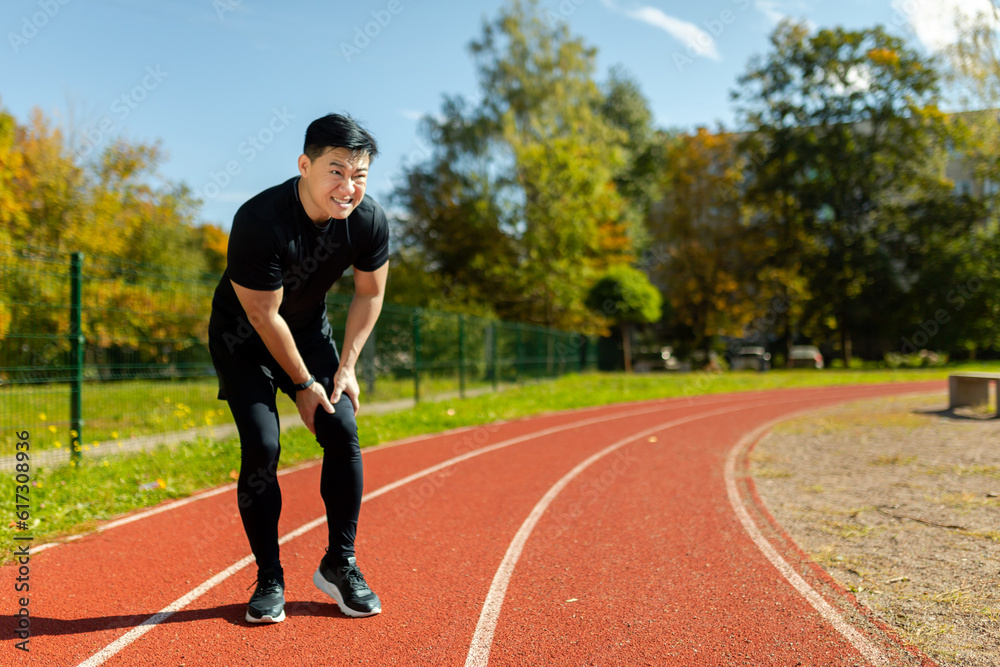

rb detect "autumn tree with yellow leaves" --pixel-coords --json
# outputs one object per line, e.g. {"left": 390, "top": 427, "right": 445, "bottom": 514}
{"left": 0, "top": 104, "right": 228, "bottom": 376}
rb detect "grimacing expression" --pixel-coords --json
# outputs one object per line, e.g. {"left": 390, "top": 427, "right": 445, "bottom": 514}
{"left": 299, "top": 147, "right": 369, "bottom": 221}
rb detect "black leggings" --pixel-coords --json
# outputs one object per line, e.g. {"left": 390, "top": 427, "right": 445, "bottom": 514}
{"left": 209, "top": 333, "right": 363, "bottom": 581}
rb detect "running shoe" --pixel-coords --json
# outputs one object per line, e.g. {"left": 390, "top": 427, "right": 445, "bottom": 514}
{"left": 313, "top": 555, "right": 382, "bottom": 617}
{"left": 245, "top": 577, "right": 285, "bottom": 623}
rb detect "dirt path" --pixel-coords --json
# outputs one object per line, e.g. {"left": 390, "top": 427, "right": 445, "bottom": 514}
{"left": 751, "top": 392, "right": 1000, "bottom": 666}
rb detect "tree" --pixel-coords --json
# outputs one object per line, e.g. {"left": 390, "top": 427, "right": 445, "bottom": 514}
{"left": 586, "top": 264, "right": 662, "bottom": 373}
{"left": 0, "top": 107, "right": 28, "bottom": 245}
{"left": 197, "top": 222, "right": 229, "bottom": 278}
{"left": 648, "top": 128, "right": 758, "bottom": 356}
{"left": 0, "top": 105, "right": 227, "bottom": 373}
{"left": 943, "top": 6, "right": 1000, "bottom": 192}
{"left": 733, "top": 20, "right": 956, "bottom": 363}
{"left": 392, "top": 0, "right": 646, "bottom": 332}
{"left": 599, "top": 67, "right": 663, "bottom": 251}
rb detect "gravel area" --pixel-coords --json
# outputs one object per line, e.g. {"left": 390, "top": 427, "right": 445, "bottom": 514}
{"left": 751, "top": 392, "right": 1000, "bottom": 667}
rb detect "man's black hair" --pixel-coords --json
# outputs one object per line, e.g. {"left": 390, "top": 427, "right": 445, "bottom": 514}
{"left": 303, "top": 114, "right": 379, "bottom": 162}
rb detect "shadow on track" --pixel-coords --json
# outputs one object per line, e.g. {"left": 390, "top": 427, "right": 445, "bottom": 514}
{"left": 29, "top": 599, "right": 360, "bottom": 637}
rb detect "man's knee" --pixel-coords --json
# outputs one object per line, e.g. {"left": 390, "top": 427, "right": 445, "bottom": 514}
{"left": 239, "top": 431, "right": 281, "bottom": 464}
{"left": 314, "top": 408, "right": 358, "bottom": 451}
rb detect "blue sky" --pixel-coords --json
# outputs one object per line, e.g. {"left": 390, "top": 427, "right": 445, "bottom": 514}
{"left": 0, "top": 0, "right": 986, "bottom": 229}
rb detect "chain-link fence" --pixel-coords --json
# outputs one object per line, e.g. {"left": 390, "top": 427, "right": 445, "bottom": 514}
{"left": 0, "top": 243, "right": 595, "bottom": 463}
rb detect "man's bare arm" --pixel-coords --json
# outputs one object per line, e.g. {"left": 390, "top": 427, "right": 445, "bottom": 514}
{"left": 331, "top": 262, "right": 388, "bottom": 414}
{"left": 231, "top": 281, "right": 334, "bottom": 432}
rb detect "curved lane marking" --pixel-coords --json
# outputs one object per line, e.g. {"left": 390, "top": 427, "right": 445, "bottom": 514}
{"left": 722, "top": 389, "right": 942, "bottom": 667}
{"left": 724, "top": 411, "right": 898, "bottom": 667}
{"left": 29, "top": 460, "right": 317, "bottom": 555}
{"left": 36, "top": 394, "right": 721, "bottom": 556}
{"left": 463, "top": 401, "right": 778, "bottom": 667}
{"left": 78, "top": 387, "right": 931, "bottom": 667}
{"left": 75, "top": 400, "right": 709, "bottom": 667}
{"left": 464, "top": 389, "right": 940, "bottom": 666}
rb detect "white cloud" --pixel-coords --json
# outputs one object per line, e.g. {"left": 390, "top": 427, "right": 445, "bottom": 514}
{"left": 754, "top": 0, "right": 817, "bottom": 29}
{"left": 755, "top": 0, "right": 787, "bottom": 24}
{"left": 891, "top": 0, "right": 998, "bottom": 52}
{"left": 601, "top": 0, "right": 721, "bottom": 60}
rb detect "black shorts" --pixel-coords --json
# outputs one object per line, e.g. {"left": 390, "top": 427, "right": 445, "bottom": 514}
{"left": 208, "top": 328, "right": 340, "bottom": 403}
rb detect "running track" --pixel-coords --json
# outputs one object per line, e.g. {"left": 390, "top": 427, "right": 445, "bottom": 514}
{"left": 2, "top": 382, "right": 944, "bottom": 666}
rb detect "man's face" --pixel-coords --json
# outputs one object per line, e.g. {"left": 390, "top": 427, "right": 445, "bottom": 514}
{"left": 298, "top": 147, "right": 370, "bottom": 221}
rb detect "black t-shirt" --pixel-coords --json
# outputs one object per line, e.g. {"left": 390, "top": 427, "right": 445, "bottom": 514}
{"left": 209, "top": 176, "right": 389, "bottom": 349}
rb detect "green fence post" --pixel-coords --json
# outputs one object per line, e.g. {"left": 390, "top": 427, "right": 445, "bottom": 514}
{"left": 413, "top": 309, "right": 421, "bottom": 403}
{"left": 516, "top": 324, "right": 524, "bottom": 384}
{"left": 490, "top": 321, "right": 498, "bottom": 392}
{"left": 547, "top": 329, "right": 555, "bottom": 377}
{"left": 70, "top": 252, "right": 84, "bottom": 464}
{"left": 458, "top": 314, "right": 466, "bottom": 399}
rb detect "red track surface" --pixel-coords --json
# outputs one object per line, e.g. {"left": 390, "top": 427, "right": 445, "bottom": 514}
{"left": 1, "top": 382, "right": 945, "bottom": 666}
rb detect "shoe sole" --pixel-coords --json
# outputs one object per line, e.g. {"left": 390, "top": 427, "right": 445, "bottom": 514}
{"left": 245, "top": 609, "right": 285, "bottom": 623}
{"left": 313, "top": 568, "right": 381, "bottom": 618}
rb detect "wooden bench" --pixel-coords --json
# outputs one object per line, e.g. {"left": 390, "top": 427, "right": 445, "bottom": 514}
{"left": 949, "top": 372, "right": 1000, "bottom": 418}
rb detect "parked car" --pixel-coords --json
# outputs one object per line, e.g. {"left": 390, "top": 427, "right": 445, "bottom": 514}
{"left": 788, "top": 345, "right": 824, "bottom": 369}
{"left": 632, "top": 345, "right": 681, "bottom": 372}
{"left": 730, "top": 346, "right": 771, "bottom": 371}
{"left": 659, "top": 346, "right": 681, "bottom": 371}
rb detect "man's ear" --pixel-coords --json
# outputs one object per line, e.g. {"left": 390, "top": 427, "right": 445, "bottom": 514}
{"left": 297, "top": 154, "right": 311, "bottom": 177}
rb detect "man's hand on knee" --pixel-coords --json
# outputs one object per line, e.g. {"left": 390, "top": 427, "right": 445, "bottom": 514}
{"left": 296, "top": 382, "right": 336, "bottom": 434}
{"left": 331, "top": 366, "right": 361, "bottom": 416}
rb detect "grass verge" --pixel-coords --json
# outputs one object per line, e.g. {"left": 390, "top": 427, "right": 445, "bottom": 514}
{"left": 1, "top": 374, "right": 491, "bottom": 455}
{"left": 0, "top": 365, "right": 976, "bottom": 564}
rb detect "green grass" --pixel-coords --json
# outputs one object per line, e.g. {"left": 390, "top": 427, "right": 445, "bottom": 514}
{"left": 0, "top": 365, "right": 982, "bottom": 563}
{"left": 0, "top": 372, "right": 498, "bottom": 456}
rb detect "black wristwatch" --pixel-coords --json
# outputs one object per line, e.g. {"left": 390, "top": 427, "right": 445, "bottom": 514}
{"left": 295, "top": 374, "right": 316, "bottom": 391}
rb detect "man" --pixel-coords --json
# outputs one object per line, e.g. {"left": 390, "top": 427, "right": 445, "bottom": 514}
{"left": 208, "top": 113, "right": 388, "bottom": 623}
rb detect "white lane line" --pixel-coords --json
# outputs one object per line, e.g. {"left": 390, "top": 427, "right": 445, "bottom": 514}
{"left": 722, "top": 397, "right": 939, "bottom": 667}
{"left": 30, "top": 460, "right": 318, "bottom": 555}
{"left": 75, "top": 386, "right": 907, "bottom": 667}
{"left": 462, "top": 387, "right": 931, "bottom": 666}
{"left": 464, "top": 400, "right": 782, "bottom": 667}
{"left": 75, "top": 554, "right": 255, "bottom": 667}
{"left": 74, "top": 401, "right": 694, "bottom": 667}
{"left": 35, "top": 393, "right": 741, "bottom": 556}
{"left": 36, "top": 386, "right": 884, "bottom": 555}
